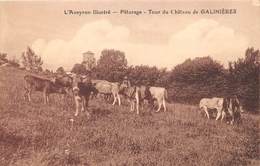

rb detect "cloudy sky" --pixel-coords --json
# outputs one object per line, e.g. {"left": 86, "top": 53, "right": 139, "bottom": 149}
{"left": 0, "top": 0, "right": 259, "bottom": 70}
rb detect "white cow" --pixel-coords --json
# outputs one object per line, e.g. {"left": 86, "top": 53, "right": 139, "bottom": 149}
{"left": 149, "top": 87, "right": 168, "bottom": 112}
{"left": 199, "top": 96, "right": 243, "bottom": 124}
{"left": 92, "top": 80, "right": 121, "bottom": 106}
{"left": 199, "top": 97, "right": 225, "bottom": 121}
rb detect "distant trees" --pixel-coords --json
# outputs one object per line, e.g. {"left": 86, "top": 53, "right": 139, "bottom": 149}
{"left": 168, "top": 57, "right": 226, "bottom": 103}
{"left": 8, "top": 58, "right": 20, "bottom": 68}
{"left": 0, "top": 53, "right": 20, "bottom": 67}
{"left": 71, "top": 63, "right": 87, "bottom": 75}
{"left": 0, "top": 53, "right": 8, "bottom": 65}
{"left": 126, "top": 65, "right": 169, "bottom": 86}
{"left": 21, "top": 47, "right": 43, "bottom": 71}
{"left": 95, "top": 49, "right": 128, "bottom": 81}
{"left": 56, "top": 66, "right": 65, "bottom": 74}
{"left": 82, "top": 52, "right": 96, "bottom": 71}
{"left": 228, "top": 47, "right": 260, "bottom": 112}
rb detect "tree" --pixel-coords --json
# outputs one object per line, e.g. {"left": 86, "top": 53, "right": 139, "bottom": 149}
{"left": 21, "top": 47, "right": 43, "bottom": 71}
{"left": 71, "top": 63, "right": 87, "bottom": 75}
{"left": 168, "top": 56, "right": 226, "bottom": 103}
{"left": 0, "top": 53, "right": 8, "bottom": 65}
{"left": 56, "top": 66, "right": 65, "bottom": 74}
{"left": 95, "top": 49, "right": 128, "bottom": 81}
{"left": 126, "top": 65, "right": 165, "bottom": 86}
{"left": 228, "top": 47, "right": 260, "bottom": 112}
{"left": 82, "top": 51, "right": 96, "bottom": 71}
{"left": 8, "top": 58, "right": 20, "bottom": 67}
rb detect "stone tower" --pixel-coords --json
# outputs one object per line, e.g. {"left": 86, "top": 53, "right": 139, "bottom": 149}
{"left": 82, "top": 51, "right": 96, "bottom": 71}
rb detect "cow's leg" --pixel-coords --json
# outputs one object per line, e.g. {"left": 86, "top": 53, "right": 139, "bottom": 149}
{"left": 229, "top": 109, "right": 234, "bottom": 125}
{"left": 130, "top": 100, "right": 134, "bottom": 112}
{"left": 24, "top": 88, "right": 30, "bottom": 101}
{"left": 117, "top": 94, "right": 121, "bottom": 106}
{"left": 156, "top": 99, "right": 162, "bottom": 112}
{"left": 221, "top": 110, "right": 226, "bottom": 122}
{"left": 46, "top": 94, "right": 50, "bottom": 103}
{"left": 112, "top": 93, "right": 116, "bottom": 105}
{"left": 43, "top": 92, "right": 47, "bottom": 104}
{"left": 129, "top": 99, "right": 134, "bottom": 112}
{"left": 24, "top": 88, "right": 28, "bottom": 101}
{"left": 74, "top": 96, "right": 81, "bottom": 116}
{"left": 136, "top": 93, "right": 139, "bottom": 115}
{"left": 26, "top": 88, "right": 32, "bottom": 102}
{"left": 216, "top": 108, "right": 222, "bottom": 121}
{"left": 203, "top": 106, "right": 210, "bottom": 119}
{"left": 162, "top": 98, "right": 166, "bottom": 112}
{"left": 85, "top": 95, "right": 91, "bottom": 117}
{"left": 81, "top": 96, "right": 85, "bottom": 112}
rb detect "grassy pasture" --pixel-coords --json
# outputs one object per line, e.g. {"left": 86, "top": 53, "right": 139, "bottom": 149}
{"left": 0, "top": 66, "right": 259, "bottom": 166}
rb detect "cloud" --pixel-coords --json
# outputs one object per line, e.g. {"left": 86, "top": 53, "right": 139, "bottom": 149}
{"left": 167, "top": 19, "right": 249, "bottom": 67}
{"left": 31, "top": 19, "right": 248, "bottom": 70}
{"left": 31, "top": 19, "right": 130, "bottom": 70}
{"left": 252, "top": 0, "right": 260, "bottom": 6}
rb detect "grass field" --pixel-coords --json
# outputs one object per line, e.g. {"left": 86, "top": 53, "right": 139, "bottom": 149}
{"left": 0, "top": 66, "right": 259, "bottom": 166}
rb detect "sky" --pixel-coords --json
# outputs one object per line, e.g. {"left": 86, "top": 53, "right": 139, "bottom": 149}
{"left": 0, "top": 0, "right": 260, "bottom": 70}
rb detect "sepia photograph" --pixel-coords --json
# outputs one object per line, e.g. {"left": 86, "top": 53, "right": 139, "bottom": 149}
{"left": 0, "top": 0, "right": 259, "bottom": 165}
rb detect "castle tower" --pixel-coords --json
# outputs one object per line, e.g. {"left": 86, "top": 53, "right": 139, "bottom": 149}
{"left": 82, "top": 51, "right": 96, "bottom": 71}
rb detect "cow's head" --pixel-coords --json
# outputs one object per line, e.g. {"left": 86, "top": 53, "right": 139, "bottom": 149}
{"left": 71, "top": 74, "right": 82, "bottom": 95}
{"left": 50, "top": 77, "right": 56, "bottom": 83}
{"left": 119, "top": 81, "right": 129, "bottom": 93}
{"left": 55, "top": 74, "right": 73, "bottom": 87}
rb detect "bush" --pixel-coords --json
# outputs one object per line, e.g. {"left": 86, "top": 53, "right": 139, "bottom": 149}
{"left": 168, "top": 56, "right": 226, "bottom": 103}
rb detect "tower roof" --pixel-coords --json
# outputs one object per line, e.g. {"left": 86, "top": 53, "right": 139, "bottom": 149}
{"left": 83, "top": 51, "right": 94, "bottom": 55}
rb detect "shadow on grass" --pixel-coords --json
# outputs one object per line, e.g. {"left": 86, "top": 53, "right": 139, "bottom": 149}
{"left": 91, "top": 107, "right": 112, "bottom": 118}
{"left": 0, "top": 127, "right": 29, "bottom": 165}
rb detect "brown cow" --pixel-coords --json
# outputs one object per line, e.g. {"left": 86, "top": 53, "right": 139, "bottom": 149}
{"left": 119, "top": 83, "right": 140, "bottom": 114}
{"left": 24, "top": 75, "right": 67, "bottom": 104}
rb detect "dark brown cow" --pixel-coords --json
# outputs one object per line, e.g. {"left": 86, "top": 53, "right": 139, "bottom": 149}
{"left": 223, "top": 95, "right": 244, "bottom": 125}
{"left": 54, "top": 74, "right": 73, "bottom": 95}
{"left": 71, "top": 74, "right": 96, "bottom": 116}
{"left": 24, "top": 75, "right": 67, "bottom": 104}
{"left": 119, "top": 83, "right": 152, "bottom": 114}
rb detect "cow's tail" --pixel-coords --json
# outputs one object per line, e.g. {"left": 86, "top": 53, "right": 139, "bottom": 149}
{"left": 164, "top": 89, "right": 168, "bottom": 102}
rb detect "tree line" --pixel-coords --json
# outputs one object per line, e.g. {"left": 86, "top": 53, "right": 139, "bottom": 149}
{"left": 1, "top": 47, "right": 259, "bottom": 112}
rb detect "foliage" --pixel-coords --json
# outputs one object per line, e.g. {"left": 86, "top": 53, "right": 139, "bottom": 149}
{"left": 95, "top": 49, "right": 128, "bottom": 81}
{"left": 0, "top": 53, "right": 8, "bottom": 65}
{"left": 228, "top": 47, "right": 260, "bottom": 112}
{"left": 168, "top": 56, "right": 226, "bottom": 103}
{"left": 82, "top": 51, "right": 96, "bottom": 71}
{"left": 21, "top": 47, "right": 43, "bottom": 71}
{"left": 8, "top": 58, "right": 20, "bottom": 68}
{"left": 71, "top": 63, "right": 87, "bottom": 75}
{"left": 56, "top": 66, "right": 65, "bottom": 74}
{"left": 126, "top": 65, "right": 170, "bottom": 87}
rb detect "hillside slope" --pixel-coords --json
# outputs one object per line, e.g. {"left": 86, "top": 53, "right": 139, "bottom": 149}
{"left": 0, "top": 66, "right": 259, "bottom": 166}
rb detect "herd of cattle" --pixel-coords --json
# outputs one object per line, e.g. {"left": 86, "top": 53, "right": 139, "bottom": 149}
{"left": 23, "top": 73, "right": 244, "bottom": 125}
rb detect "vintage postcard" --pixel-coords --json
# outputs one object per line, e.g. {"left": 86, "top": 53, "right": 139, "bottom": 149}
{"left": 0, "top": 0, "right": 259, "bottom": 165}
